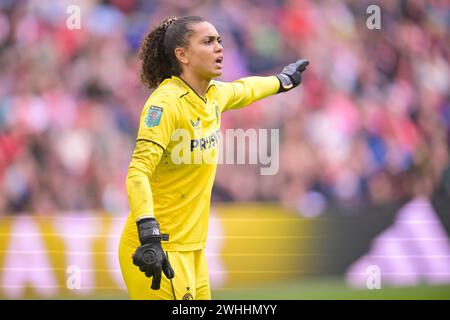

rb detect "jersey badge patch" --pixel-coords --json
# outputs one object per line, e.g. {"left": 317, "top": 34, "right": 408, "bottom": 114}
{"left": 145, "top": 106, "right": 163, "bottom": 128}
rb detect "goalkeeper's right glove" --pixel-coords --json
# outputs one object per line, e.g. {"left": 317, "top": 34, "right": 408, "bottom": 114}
{"left": 275, "top": 59, "right": 309, "bottom": 93}
{"left": 132, "top": 217, "right": 174, "bottom": 290}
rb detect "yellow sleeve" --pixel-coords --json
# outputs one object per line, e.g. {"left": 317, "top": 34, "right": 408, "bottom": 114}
{"left": 137, "top": 90, "right": 179, "bottom": 150}
{"left": 215, "top": 76, "right": 280, "bottom": 112}
{"left": 126, "top": 139, "right": 164, "bottom": 221}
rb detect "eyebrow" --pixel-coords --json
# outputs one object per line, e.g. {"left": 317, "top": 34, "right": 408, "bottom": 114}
{"left": 203, "top": 35, "right": 221, "bottom": 40}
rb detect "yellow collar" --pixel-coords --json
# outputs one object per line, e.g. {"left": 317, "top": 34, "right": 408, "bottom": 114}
{"left": 171, "top": 76, "right": 215, "bottom": 103}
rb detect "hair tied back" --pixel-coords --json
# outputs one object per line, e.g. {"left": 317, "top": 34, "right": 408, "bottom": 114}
{"left": 163, "top": 17, "right": 178, "bottom": 30}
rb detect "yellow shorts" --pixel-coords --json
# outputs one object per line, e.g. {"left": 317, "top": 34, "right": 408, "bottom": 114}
{"left": 119, "top": 240, "right": 211, "bottom": 300}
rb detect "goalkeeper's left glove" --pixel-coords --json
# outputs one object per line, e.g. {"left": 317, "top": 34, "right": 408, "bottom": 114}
{"left": 275, "top": 59, "right": 309, "bottom": 93}
{"left": 132, "top": 217, "right": 174, "bottom": 290}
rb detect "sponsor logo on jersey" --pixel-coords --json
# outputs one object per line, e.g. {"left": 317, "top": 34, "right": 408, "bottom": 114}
{"left": 190, "top": 129, "right": 220, "bottom": 151}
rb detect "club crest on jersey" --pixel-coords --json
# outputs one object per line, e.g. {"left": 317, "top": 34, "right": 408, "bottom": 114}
{"left": 145, "top": 105, "right": 163, "bottom": 128}
{"left": 182, "top": 287, "right": 194, "bottom": 300}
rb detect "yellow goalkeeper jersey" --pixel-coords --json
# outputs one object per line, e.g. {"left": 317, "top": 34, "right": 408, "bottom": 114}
{"left": 121, "top": 75, "right": 280, "bottom": 251}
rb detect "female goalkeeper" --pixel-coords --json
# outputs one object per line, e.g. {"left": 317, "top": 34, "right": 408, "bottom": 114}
{"left": 119, "top": 16, "right": 309, "bottom": 300}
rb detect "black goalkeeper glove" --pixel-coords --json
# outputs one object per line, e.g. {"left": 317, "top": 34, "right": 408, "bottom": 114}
{"left": 132, "top": 217, "right": 174, "bottom": 290}
{"left": 275, "top": 59, "right": 309, "bottom": 93}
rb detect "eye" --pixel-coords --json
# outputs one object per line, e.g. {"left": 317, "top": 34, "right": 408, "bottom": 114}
{"left": 217, "top": 38, "right": 222, "bottom": 44}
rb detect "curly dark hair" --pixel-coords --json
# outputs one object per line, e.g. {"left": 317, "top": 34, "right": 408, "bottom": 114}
{"left": 139, "top": 16, "right": 206, "bottom": 89}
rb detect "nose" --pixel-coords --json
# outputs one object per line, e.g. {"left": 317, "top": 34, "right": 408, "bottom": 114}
{"left": 215, "top": 41, "right": 223, "bottom": 52}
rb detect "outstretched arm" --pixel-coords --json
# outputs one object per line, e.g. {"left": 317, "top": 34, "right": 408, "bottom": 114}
{"left": 217, "top": 59, "right": 309, "bottom": 112}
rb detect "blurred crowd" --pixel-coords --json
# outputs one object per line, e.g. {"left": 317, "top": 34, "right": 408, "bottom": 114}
{"left": 0, "top": 0, "right": 449, "bottom": 216}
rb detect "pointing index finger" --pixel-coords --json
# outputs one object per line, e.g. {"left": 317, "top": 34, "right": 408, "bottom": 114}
{"left": 295, "top": 59, "right": 309, "bottom": 72}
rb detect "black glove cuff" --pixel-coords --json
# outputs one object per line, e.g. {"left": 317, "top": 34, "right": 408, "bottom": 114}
{"left": 137, "top": 217, "right": 161, "bottom": 244}
{"left": 275, "top": 74, "right": 293, "bottom": 93}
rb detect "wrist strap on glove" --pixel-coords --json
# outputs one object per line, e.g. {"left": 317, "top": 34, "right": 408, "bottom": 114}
{"left": 275, "top": 73, "right": 295, "bottom": 92}
{"left": 276, "top": 59, "right": 309, "bottom": 93}
{"left": 137, "top": 217, "right": 161, "bottom": 244}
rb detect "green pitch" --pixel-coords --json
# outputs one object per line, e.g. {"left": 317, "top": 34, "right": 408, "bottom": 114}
{"left": 50, "top": 277, "right": 450, "bottom": 300}
{"left": 211, "top": 278, "right": 450, "bottom": 300}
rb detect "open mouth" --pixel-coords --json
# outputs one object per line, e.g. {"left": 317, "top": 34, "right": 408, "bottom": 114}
{"left": 215, "top": 57, "right": 223, "bottom": 64}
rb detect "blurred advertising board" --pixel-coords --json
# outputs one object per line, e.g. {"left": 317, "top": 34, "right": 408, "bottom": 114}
{"left": 1, "top": 199, "right": 448, "bottom": 299}
{"left": 0, "top": 204, "right": 321, "bottom": 299}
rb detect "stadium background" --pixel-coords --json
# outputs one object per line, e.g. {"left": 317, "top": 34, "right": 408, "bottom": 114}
{"left": 0, "top": 0, "right": 449, "bottom": 299}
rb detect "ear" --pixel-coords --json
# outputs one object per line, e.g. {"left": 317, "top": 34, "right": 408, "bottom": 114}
{"left": 175, "top": 47, "right": 189, "bottom": 66}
